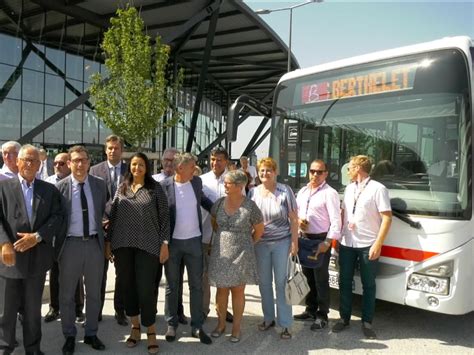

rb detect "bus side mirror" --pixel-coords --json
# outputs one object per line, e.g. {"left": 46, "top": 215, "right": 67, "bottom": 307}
{"left": 227, "top": 101, "right": 242, "bottom": 143}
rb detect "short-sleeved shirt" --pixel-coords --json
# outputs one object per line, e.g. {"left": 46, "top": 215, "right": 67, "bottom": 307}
{"left": 248, "top": 183, "right": 297, "bottom": 242}
{"left": 341, "top": 178, "right": 391, "bottom": 248}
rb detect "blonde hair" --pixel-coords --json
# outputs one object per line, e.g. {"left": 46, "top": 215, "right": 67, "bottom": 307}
{"left": 350, "top": 155, "right": 372, "bottom": 174}
{"left": 257, "top": 157, "right": 277, "bottom": 172}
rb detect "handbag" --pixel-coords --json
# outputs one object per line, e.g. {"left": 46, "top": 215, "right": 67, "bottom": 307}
{"left": 298, "top": 237, "right": 325, "bottom": 269}
{"left": 285, "top": 254, "right": 310, "bottom": 305}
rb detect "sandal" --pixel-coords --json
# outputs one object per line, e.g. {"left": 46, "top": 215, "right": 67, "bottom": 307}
{"left": 258, "top": 320, "right": 276, "bottom": 331}
{"left": 211, "top": 327, "right": 226, "bottom": 338}
{"left": 147, "top": 332, "right": 159, "bottom": 354}
{"left": 126, "top": 326, "right": 141, "bottom": 348}
{"left": 229, "top": 333, "right": 241, "bottom": 343}
{"left": 280, "top": 328, "right": 292, "bottom": 340}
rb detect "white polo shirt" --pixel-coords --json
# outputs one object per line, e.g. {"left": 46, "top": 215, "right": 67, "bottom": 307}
{"left": 341, "top": 178, "right": 391, "bottom": 248}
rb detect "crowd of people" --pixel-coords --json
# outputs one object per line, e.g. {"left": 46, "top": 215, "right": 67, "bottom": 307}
{"left": 0, "top": 137, "right": 392, "bottom": 355}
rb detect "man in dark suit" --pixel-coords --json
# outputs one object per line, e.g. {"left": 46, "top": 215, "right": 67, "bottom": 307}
{"left": 160, "top": 152, "right": 213, "bottom": 345}
{"left": 0, "top": 144, "right": 63, "bottom": 355}
{"left": 56, "top": 146, "right": 108, "bottom": 355}
{"left": 88, "top": 134, "right": 128, "bottom": 326}
{"left": 45, "top": 152, "right": 85, "bottom": 324}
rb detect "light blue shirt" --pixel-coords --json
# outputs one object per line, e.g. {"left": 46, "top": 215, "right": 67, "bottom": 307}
{"left": 19, "top": 175, "right": 35, "bottom": 225}
{"left": 67, "top": 175, "right": 98, "bottom": 237}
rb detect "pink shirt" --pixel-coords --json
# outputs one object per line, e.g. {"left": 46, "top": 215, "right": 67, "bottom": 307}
{"left": 296, "top": 181, "right": 342, "bottom": 240}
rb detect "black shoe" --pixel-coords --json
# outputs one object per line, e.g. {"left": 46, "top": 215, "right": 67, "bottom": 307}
{"left": 362, "top": 322, "right": 377, "bottom": 339}
{"left": 45, "top": 308, "right": 60, "bottom": 323}
{"left": 84, "top": 335, "right": 105, "bottom": 351}
{"left": 293, "top": 311, "right": 315, "bottom": 321}
{"left": 311, "top": 317, "right": 328, "bottom": 331}
{"left": 75, "top": 312, "right": 85, "bottom": 323}
{"left": 332, "top": 319, "right": 350, "bottom": 333}
{"left": 178, "top": 313, "right": 188, "bottom": 325}
{"left": 62, "top": 336, "right": 75, "bottom": 355}
{"left": 115, "top": 310, "right": 128, "bottom": 326}
{"left": 165, "top": 326, "right": 177, "bottom": 342}
{"left": 225, "top": 311, "right": 233, "bottom": 323}
{"left": 191, "top": 328, "right": 212, "bottom": 345}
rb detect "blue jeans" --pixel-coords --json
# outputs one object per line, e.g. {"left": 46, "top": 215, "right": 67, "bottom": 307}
{"left": 255, "top": 238, "right": 292, "bottom": 328}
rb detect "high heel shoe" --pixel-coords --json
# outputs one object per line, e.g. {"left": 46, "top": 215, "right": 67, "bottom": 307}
{"left": 147, "top": 332, "right": 159, "bottom": 354}
{"left": 126, "top": 326, "right": 141, "bottom": 348}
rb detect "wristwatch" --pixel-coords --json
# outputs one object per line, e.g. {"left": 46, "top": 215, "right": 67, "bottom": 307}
{"left": 35, "top": 233, "right": 43, "bottom": 243}
{"left": 323, "top": 238, "right": 332, "bottom": 247}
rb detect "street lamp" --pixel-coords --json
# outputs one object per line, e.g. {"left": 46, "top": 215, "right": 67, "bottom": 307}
{"left": 255, "top": 0, "right": 323, "bottom": 72}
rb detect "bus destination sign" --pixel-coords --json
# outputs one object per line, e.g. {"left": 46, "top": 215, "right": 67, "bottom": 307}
{"left": 300, "top": 64, "right": 417, "bottom": 104}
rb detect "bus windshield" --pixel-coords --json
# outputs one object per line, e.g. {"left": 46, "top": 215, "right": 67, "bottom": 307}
{"left": 271, "top": 48, "right": 472, "bottom": 218}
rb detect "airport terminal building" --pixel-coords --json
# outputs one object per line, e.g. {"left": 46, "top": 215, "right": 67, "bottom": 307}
{"left": 0, "top": 0, "right": 298, "bottom": 162}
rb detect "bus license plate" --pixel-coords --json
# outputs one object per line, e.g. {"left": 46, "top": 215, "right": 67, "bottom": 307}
{"left": 329, "top": 273, "right": 339, "bottom": 289}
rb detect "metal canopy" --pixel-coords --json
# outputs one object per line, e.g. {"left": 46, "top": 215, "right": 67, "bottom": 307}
{"left": 0, "top": 0, "right": 299, "bottom": 108}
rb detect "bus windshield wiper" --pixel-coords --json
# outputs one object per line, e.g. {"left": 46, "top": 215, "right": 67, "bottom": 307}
{"left": 391, "top": 208, "right": 422, "bottom": 229}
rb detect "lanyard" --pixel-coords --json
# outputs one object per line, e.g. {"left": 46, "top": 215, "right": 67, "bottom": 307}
{"left": 304, "top": 182, "right": 325, "bottom": 219}
{"left": 352, "top": 178, "right": 370, "bottom": 214}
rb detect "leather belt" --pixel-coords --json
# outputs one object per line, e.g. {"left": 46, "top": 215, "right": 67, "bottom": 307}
{"left": 67, "top": 234, "right": 98, "bottom": 241}
{"left": 302, "top": 232, "right": 327, "bottom": 240}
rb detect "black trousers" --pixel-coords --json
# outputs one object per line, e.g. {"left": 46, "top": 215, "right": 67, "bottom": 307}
{"left": 50, "top": 260, "right": 84, "bottom": 315}
{"left": 302, "top": 248, "right": 332, "bottom": 320}
{"left": 155, "top": 260, "right": 186, "bottom": 317}
{"left": 114, "top": 247, "right": 160, "bottom": 327}
{"left": 100, "top": 257, "right": 125, "bottom": 315}
{"left": 0, "top": 274, "right": 46, "bottom": 354}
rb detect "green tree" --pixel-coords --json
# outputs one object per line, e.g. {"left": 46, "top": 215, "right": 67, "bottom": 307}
{"left": 90, "top": 5, "right": 182, "bottom": 148}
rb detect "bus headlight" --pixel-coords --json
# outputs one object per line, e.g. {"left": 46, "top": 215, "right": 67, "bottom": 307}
{"left": 407, "top": 274, "right": 449, "bottom": 295}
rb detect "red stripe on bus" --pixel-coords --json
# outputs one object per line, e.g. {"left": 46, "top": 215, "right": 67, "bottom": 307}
{"left": 381, "top": 245, "right": 439, "bottom": 262}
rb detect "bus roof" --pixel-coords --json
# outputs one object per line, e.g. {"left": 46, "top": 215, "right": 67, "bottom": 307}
{"left": 280, "top": 36, "right": 473, "bottom": 84}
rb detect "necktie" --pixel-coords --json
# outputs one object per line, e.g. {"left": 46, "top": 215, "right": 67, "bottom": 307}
{"left": 79, "top": 182, "right": 90, "bottom": 238}
{"left": 111, "top": 167, "right": 119, "bottom": 197}
{"left": 25, "top": 183, "right": 33, "bottom": 224}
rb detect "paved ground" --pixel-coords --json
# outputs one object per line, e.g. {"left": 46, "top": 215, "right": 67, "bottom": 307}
{"left": 11, "top": 264, "right": 474, "bottom": 354}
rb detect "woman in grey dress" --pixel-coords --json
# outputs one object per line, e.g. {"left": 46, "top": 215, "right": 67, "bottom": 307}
{"left": 208, "top": 170, "right": 264, "bottom": 343}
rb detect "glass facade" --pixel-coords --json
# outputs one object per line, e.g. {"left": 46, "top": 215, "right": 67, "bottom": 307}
{"left": 0, "top": 31, "right": 224, "bottom": 159}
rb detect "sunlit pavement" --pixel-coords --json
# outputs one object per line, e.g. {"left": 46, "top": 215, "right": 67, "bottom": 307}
{"left": 11, "top": 263, "right": 474, "bottom": 354}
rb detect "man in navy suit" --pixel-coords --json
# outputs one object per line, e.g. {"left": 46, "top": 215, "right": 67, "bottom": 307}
{"left": 160, "top": 152, "right": 213, "bottom": 345}
{"left": 0, "top": 144, "right": 63, "bottom": 355}
{"left": 56, "top": 146, "right": 108, "bottom": 355}
{"left": 89, "top": 135, "right": 128, "bottom": 325}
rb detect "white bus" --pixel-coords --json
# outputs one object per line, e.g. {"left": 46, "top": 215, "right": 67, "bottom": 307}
{"left": 241, "top": 36, "right": 473, "bottom": 315}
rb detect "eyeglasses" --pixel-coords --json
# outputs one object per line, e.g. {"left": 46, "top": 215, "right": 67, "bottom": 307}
{"left": 309, "top": 169, "right": 326, "bottom": 175}
{"left": 54, "top": 161, "right": 66, "bottom": 167}
{"left": 19, "top": 158, "right": 39, "bottom": 165}
{"left": 70, "top": 158, "right": 89, "bottom": 165}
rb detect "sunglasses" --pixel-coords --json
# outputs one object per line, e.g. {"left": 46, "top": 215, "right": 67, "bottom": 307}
{"left": 54, "top": 161, "right": 66, "bottom": 167}
{"left": 309, "top": 169, "right": 326, "bottom": 175}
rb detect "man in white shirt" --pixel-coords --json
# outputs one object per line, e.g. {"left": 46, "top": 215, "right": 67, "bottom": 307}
{"left": 332, "top": 155, "right": 392, "bottom": 339}
{"left": 36, "top": 149, "right": 53, "bottom": 181}
{"left": 160, "top": 153, "right": 213, "bottom": 345}
{"left": 240, "top": 156, "right": 257, "bottom": 187}
{"left": 152, "top": 147, "right": 188, "bottom": 325}
{"left": 153, "top": 148, "right": 180, "bottom": 182}
{"left": 46, "top": 153, "right": 70, "bottom": 184}
{"left": 0, "top": 141, "right": 21, "bottom": 179}
{"left": 200, "top": 147, "right": 233, "bottom": 322}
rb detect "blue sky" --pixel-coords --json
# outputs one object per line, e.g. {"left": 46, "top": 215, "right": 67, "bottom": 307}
{"left": 233, "top": 0, "right": 474, "bottom": 159}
